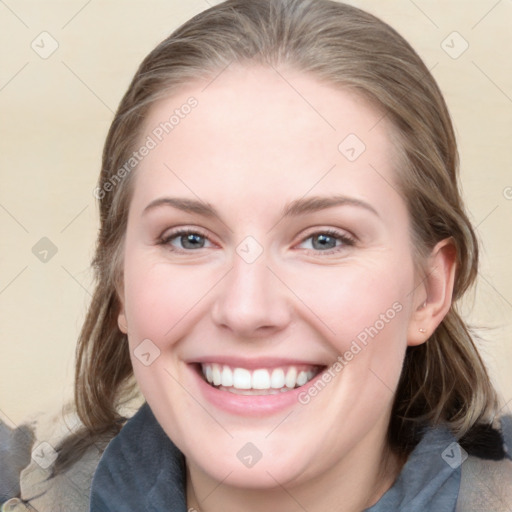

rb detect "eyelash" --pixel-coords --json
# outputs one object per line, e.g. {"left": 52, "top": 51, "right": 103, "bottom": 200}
{"left": 159, "top": 227, "right": 355, "bottom": 255}
{"left": 159, "top": 228, "right": 213, "bottom": 252}
{"left": 298, "top": 228, "right": 355, "bottom": 255}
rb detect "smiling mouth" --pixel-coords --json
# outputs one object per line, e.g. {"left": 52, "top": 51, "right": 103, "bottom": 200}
{"left": 199, "top": 363, "right": 325, "bottom": 395}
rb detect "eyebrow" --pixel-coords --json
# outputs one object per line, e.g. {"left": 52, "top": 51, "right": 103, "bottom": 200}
{"left": 281, "top": 195, "right": 379, "bottom": 218}
{"left": 142, "top": 194, "right": 379, "bottom": 220}
{"left": 143, "top": 197, "right": 219, "bottom": 218}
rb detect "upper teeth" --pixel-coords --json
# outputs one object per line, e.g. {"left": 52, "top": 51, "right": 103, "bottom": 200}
{"left": 201, "top": 363, "right": 319, "bottom": 391}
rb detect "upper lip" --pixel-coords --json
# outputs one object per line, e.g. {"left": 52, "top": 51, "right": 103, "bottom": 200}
{"left": 186, "top": 356, "right": 327, "bottom": 369}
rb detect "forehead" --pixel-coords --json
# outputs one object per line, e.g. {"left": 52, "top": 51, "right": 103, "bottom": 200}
{"left": 131, "top": 65, "right": 403, "bottom": 218}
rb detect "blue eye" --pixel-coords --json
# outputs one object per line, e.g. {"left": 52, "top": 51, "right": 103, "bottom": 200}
{"left": 310, "top": 233, "right": 338, "bottom": 250}
{"left": 162, "top": 230, "right": 212, "bottom": 251}
{"left": 299, "top": 230, "right": 354, "bottom": 253}
{"left": 159, "top": 228, "right": 353, "bottom": 254}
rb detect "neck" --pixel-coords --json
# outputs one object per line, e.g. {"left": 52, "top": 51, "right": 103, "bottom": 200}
{"left": 186, "top": 422, "right": 404, "bottom": 512}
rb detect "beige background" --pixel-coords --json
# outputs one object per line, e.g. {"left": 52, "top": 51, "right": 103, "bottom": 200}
{"left": 1, "top": 0, "right": 511, "bottom": 428}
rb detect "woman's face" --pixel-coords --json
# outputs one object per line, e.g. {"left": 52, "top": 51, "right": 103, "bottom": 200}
{"left": 119, "top": 66, "right": 425, "bottom": 489}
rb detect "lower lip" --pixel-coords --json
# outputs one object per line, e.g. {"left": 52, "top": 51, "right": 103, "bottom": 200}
{"left": 190, "top": 364, "right": 325, "bottom": 416}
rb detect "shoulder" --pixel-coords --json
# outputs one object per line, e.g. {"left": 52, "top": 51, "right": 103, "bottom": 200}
{"left": 1, "top": 396, "right": 145, "bottom": 512}
{"left": 456, "top": 415, "right": 512, "bottom": 512}
{"left": 90, "top": 403, "right": 186, "bottom": 511}
{"left": 1, "top": 407, "right": 106, "bottom": 512}
{"left": 456, "top": 455, "right": 512, "bottom": 512}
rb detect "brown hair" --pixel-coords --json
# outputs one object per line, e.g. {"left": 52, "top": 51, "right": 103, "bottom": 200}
{"left": 55, "top": 0, "right": 497, "bottom": 472}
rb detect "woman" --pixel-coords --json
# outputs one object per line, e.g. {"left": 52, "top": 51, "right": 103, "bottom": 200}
{"left": 4, "top": 0, "right": 511, "bottom": 510}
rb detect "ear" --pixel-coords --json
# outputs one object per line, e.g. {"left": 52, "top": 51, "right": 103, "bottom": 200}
{"left": 118, "top": 306, "right": 128, "bottom": 334}
{"left": 116, "top": 279, "right": 128, "bottom": 334}
{"left": 407, "top": 238, "right": 457, "bottom": 346}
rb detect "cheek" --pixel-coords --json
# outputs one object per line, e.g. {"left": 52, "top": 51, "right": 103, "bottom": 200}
{"left": 121, "top": 252, "right": 217, "bottom": 425}
{"left": 287, "top": 256, "right": 414, "bottom": 404}
{"left": 122, "top": 252, "right": 218, "bottom": 346}
{"left": 334, "top": 263, "right": 412, "bottom": 393}
{"left": 290, "top": 258, "right": 412, "bottom": 346}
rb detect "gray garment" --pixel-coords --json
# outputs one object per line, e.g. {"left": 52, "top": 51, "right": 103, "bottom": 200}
{"left": 2, "top": 405, "right": 510, "bottom": 511}
{"left": 89, "top": 403, "right": 463, "bottom": 511}
{"left": 0, "top": 422, "right": 34, "bottom": 502}
{"left": 89, "top": 404, "right": 186, "bottom": 512}
{"left": 365, "top": 428, "right": 460, "bottom": 511}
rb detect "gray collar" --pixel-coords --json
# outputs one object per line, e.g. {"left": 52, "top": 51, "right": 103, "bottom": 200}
{"left": 90, "top": 403, "right": 187, "bottom": 511}
{"left": 90, "top": 403, "right": 460, "bottom": 512}
{"left": 364, "top": 427, "right": 460, "bottom": 511}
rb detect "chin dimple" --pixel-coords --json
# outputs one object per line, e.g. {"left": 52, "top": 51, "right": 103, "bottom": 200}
{"left": 200, "top": 363, "right": 321, "bottom": 393}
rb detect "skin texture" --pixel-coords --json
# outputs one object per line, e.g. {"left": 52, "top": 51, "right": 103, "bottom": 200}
{"left": 118, "top": 65, "right": 456, "bottom": 512}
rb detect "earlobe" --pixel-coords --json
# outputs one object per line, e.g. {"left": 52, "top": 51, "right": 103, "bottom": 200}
{"left": 116, "top": 277, "right": 128, "bottom": 334}
{"left": 118, "top": 303, "right": 128, "bottom": 334}
{"left": 407, "top": 238, "right": 457, "bottom": 346}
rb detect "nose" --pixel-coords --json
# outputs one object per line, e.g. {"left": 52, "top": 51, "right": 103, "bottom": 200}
{"left": 210, "top": 252, "right": 291, "bottom": 339}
